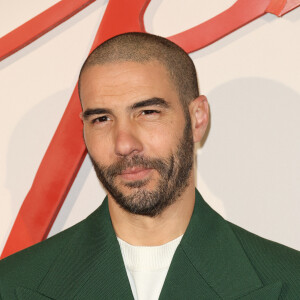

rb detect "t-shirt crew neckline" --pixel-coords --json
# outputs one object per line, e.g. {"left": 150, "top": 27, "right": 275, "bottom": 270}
{"left": 117, "top": 235, "right": 183, "bottom": 271}
{"left": 117, "top": 235, "right": 183, "bottom": 300}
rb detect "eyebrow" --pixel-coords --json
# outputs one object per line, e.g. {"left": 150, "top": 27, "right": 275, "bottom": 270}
{"left": 130, "top": 97, "right": 170, "bottom": 110}
{"left": 82, "top": 108, "right": 112, "bottom": 120}
{"left": 82, "top": 97, "right": 169, "bottom": 120}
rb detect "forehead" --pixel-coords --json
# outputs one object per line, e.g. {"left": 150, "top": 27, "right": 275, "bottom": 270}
{"left": 79, "top": 60, "right": 179, "bottom": 109}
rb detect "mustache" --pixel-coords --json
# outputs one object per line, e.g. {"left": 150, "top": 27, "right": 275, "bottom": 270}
{"left": 104, "top": 155, "right": 170, "bottom": 179}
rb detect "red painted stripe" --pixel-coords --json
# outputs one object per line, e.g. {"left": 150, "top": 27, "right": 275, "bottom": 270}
{"left": 169, "top": 0, "right": 271, "bottom": 53}
{"left": 0, "top": 0, "right": 96, "bottom": 61}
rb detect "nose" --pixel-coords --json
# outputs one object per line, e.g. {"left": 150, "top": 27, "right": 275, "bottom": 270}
{"left": 114, "top": 122, "right": 143, "bottom": 157}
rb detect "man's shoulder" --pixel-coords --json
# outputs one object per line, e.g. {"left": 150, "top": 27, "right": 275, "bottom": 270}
{"left": 0, "top": 201, "right": 114, "bottom": 299}
{"left": 228, "top": 222, "right": 300, "bottom": 294}
{"left": 0, "top": 201, "right": 107, "bottom": 278}
{"left": 229, "top": 221, "right": 300, "bottom": 265}
{"left": 0, "top": 217, "right": 84, "bottom": 287}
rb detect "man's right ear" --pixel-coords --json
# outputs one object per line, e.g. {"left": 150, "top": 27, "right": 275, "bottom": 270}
{"left": 189, "top": 95, "right": 210, "bottom": 143}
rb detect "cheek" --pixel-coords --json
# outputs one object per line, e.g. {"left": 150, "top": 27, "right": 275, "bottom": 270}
{"left": 83, "top": 128, "right": 110, "bottom": 161}
{"left": 143, "top": 124, "right": 180, "bottom": 157}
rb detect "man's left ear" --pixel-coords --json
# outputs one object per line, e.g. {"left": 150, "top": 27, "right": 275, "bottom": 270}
{"left": 189, "top": 95, "right": 209, "bottom": 143}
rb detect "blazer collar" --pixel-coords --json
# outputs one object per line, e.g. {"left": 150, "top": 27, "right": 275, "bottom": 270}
{"left": 15, "top": 190, "right": 282, "bottom": 299}
{"left": 159, "top": 189, "right": 282, "bottom": 299}
{"left": 35, "top": 198, "right": 134, "bottom": 299}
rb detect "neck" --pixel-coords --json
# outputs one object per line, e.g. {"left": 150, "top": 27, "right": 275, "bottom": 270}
{"left": 108, "top": 177, "right": 195, "bottom": 246}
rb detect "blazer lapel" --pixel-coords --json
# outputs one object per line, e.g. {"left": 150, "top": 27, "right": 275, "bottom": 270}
{"left": 36, "top": 198, "right": 133, "bottom": 300}
{"left": 160, "top": 190, "right": 282, "bottom": 299}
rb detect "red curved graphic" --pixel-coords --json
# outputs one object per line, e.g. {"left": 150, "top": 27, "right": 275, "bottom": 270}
{"left": 170, "top": 0, "right": 270, "bottom": 53}
{"left": 0, "top": 0, "right": 96, "bottom": 62}
{"left": 1, "top": 0, "right": 299, "bottom": 62}
{"left": 1, "top": 0, "right": 299, "bottom": 258}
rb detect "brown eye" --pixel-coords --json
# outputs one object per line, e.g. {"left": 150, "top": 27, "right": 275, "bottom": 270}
{"left": 142, "top": 110, "right": 160, "bottom": 115}
{"left": 92, "top": 116, "right": 110, "bottom": 123}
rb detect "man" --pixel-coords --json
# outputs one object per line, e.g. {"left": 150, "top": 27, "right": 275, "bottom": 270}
{"left": 0, "top": 32, "right": 299, "bottom": 299}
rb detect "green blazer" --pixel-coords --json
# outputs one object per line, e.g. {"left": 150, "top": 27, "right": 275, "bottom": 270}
{"left": 0, "top": 190, "right": 299, "bottom": 299}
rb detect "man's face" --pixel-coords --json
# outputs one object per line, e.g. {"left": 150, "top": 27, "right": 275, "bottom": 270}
{"left": 80, "top": 60, "right": 194, "bottom": 217}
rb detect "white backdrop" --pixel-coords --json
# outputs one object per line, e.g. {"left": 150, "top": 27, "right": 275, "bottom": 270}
{"left": 0, "top": 0, "right": 299, "bottom": 254}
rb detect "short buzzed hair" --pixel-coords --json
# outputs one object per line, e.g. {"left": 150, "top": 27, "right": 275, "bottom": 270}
{"left": 79, "top": 32, "right": 199, "bottom": 109}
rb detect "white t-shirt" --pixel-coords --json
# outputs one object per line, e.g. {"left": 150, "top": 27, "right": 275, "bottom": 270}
{"left": 117, "top": 235, "right": 183, "bottom": 300}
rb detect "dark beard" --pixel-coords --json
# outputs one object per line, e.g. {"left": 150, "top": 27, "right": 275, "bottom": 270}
{"left": 89, "top": 115, "right": 194, "bottom": 217}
